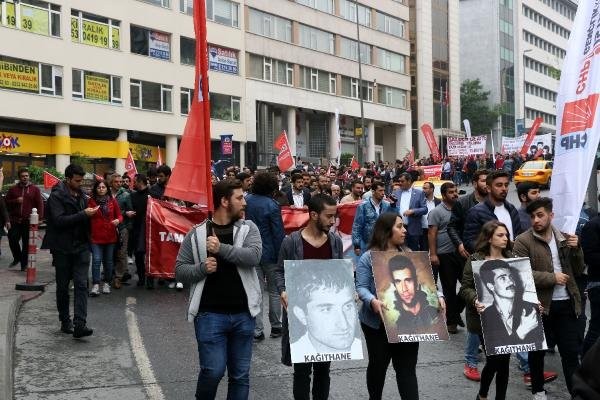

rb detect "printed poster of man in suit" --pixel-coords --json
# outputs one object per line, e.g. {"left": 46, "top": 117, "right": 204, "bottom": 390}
{"left": 472, "top": 258, "right": 547, "bottom": 355}
{"left": 372, "top": 251, "right": 449, "bottom": 343}
{"left": 285, "top": 259, "right": 364, "bottom": 364}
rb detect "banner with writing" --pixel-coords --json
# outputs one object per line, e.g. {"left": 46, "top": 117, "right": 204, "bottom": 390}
{"left": 447, "top": 136, "right": 487, "bottom": 157}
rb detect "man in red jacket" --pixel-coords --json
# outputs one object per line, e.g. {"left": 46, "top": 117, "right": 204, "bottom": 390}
{"left": 5, "top": 167, "right": 44, "bottom": 270}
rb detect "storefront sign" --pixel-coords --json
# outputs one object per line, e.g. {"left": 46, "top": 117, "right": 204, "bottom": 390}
{"left": 149, "top": 31, "right": 170, "bottom": 60}
{"left": 447, "top": 136, "right": 487, "bottom": 157}
{"left": 208, "top": 45, "right": 238, "bottom": 75}
{"left": 0, "top": 60, "right": 39, "bottom": 92}
{"left": 84, "top": 75, "right": 110, "bottom": 102}
{"left": 0, "top": 134, "right": 20, "bottom": 150}
{"left": 220, "top": 134, "right": 233, "bottom": 155}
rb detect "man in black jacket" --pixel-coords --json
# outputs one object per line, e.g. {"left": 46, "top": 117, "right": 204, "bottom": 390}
{"left": 580, "top": 205, "right": 600, "bottom": 356}
{"left": 130, "top": 174, "right": 150, "bottom": 287}
{"left": 42, "top": 164, "right": 97, "bottom": 338}
{"left": 286, "top": 173, "right": 311, "bottom": 208}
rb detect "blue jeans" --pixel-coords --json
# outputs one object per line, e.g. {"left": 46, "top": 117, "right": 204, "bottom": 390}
{"left": 516, "top": 352, "right": 529, "bottom": 374}
{"left": 91, "top": 243, "right": 115, "bottom": 284}
{"left": 194, "top": 312, "right": 255, "bottom": 400}
{"left": 255, "top": 263, "right": 282, "bottom": 336}
{"left": 465, "top": 332, "right": 480, "bottom": 368}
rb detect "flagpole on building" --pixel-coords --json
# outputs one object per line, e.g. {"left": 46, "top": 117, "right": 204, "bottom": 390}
{"left": 354, "top": 0, "right": 365, "bottom": 165}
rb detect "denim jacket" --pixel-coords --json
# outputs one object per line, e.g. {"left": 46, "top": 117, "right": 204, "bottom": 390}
{"left": 245, "top": 193, "right": 285, "bottom": 264}
{"left": 351, "top": 199, "right": 396, "bottom": 253}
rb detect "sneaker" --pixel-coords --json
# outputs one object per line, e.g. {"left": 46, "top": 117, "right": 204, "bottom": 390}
{"left": 254, "top": 333, "right": 265, "bottom": 342}
{"left": 102, "top": 282, "right": 111, "bottom": 294}
{"left": 128, "top": 257, "right": 134, "bottom": 265}
{"left": 89, "top": 284, "right": 100, "bottom": 297}
{"left": 464, "top": 365, "right": 481, "bottom": 381}
{"left": 176, "top": 282, "right": 183, "bottom": 291}
{"left": 523, "top": 371, "right": 558, "bottom": 385}
{"left": 73, "top": 325, "right": 93, "bottom": 339}
{"left": 270, "top": 327, "right": 282, "bottom": 338}
{"left": 113, "top": 278, "right": 122, "bottom": 289}
{"left": 60, "top": 320, "right": 74, "bottom": 334}
{"left": 532, "top": 391, "right": 547, "bottom": 400}
{"left": 168, "top": 281, "right": 176, "bottom": 289}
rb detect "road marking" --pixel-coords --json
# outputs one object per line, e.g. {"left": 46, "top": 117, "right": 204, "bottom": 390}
{"left": 126, "top": 297, "right": 166, "bottom": 400}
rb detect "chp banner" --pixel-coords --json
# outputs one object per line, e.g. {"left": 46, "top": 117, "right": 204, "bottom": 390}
{"left": 420, "top": 124, "right": 441, "bottom": 161}
{"left": 550, "top": 2, "right": 600, "bottom": 233}
{"left": 519, "top": 117, "right": 544, "bottom": 157}
{"left": 447, "top": 136, "right": 487, "bottom": 157}
{"left": 145, "top": 197, "right": 207, "bottom": 279}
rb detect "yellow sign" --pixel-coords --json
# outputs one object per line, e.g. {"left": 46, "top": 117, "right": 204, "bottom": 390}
{"left": 71, "top": 16, "right": 79, "bottom": 42}
{"left": 0, "top": 60, "right": 39, "bottom": 92}
{"left": 3, "top": 2, "right": 17, "bottom": 28}
{"left": 111, "top": 27, "right": 120, "bottom": 49}
{"left": 355, "top": 127, "right": 363, "bottom": 137}
{"left": 81, "top": 19, "right": 110, "bottom": 48}
{"left": 84, "top": 75, "right": 110, "bottom": 102}
{"left": 20, "top": 4, "right": 49, "bottom": 35}
{"left": 130, "top": 143, "right": 165, "bottom": 162}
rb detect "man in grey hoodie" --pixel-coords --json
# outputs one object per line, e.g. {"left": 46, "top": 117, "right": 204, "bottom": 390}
{"left": 175, "top": 179, "right": 262, "bottom": 400}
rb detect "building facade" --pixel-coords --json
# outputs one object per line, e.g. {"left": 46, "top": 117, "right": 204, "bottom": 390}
{"left": 409, "top": 0, "right": 461, "bottom": 158}
{"left": 460, "top": 0, "right": 576, "bottom": 140}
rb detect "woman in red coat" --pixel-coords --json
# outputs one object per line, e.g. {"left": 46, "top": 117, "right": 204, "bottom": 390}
{"left": 88, "top": 180, "right": 122, "bottom": 296}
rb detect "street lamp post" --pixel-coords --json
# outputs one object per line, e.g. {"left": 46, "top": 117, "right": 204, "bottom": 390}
{"left": 354, "top": 1, "right": 366, "bottom": 165}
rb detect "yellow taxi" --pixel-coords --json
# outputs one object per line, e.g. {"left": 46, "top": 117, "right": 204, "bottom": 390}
{"left": 513, "top": 160, "right": 553, "bottom": 188}
{"left": 411, "top": 179, "right": 454, "bottom": 200}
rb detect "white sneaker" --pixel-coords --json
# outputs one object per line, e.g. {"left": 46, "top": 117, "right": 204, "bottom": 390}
{"left": 533, "top": 392, "right": 547, "bottom": 400}
{"left": 176, "top": 282, "right": 183, "bottom": 291}
{"left": 90, "top": 284, "right": 100, "bottom": 297}
{"left": 128, "top": 257, "right": 134, "bottom": 265}
{"left": 168, "top": 282, "right": 176, "bottom": 289}
{"left": 102, "top": 282, "right": 111, "bottom": 294}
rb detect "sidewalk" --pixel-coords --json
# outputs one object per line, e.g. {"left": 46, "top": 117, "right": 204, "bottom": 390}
{"left": 0, "top": 235, "right": 54, "bottom": 400}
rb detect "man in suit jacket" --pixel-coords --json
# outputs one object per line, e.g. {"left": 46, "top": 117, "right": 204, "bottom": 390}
{"left": 286, "top": 173, "right": 311, "bottom": 208}
{"left": 392, "top": 173, "right": 428, "bottom": 251}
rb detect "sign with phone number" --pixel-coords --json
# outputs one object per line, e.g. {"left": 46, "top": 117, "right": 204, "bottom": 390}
{"left": 4, "top": 3, "right": 50, "bottom": 35}
{"left": 71, "top": 17, "right": 120, "bottom": 49}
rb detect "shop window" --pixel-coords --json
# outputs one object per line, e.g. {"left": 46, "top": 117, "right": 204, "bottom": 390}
{"left": 209, "top": 93, "right": 240, "bottom": 122}
{"left": 0, "top": 0, "right": 61, "bottom": 37}
{"left": 71, "top": 10, "right": 120, "bottom": 50}
{"left": 72, "top": 69, "right": 121, "bottom": 105}
{"left": 130, "top": 79, "right": 172, "bottom": 112}
{"left": 0, "top": 55, "right": 62, "bottom": 97}
{"left": 130, "top": 25, "right": 171, "bottom": 61}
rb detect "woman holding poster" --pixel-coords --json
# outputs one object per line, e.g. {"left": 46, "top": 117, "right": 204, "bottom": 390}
{"left": 459, "top": 221, "right": 514, "bottom": 400}
{"left": 356, "top": 212, "right": 445, "bottom": 400}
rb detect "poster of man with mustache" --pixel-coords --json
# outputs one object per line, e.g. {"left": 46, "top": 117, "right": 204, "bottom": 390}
{"left": 473, "top": 258, "right": 547, "bottom": 355}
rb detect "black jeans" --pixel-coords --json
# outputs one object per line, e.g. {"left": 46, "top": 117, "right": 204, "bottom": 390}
{"left": 8, "top": 222, "right": 29, "bottom": 269}
{"left": 438, "top": 252, "right": 465, "bottom": 325}
{"left": 54, "top": 250, "right": 90, "bottom": 326}
{"left": 361, "top": 323, "right": 419, "bottom": 400}
{"left": 135, "top": 251, "right": 145, "bottom": 283}
{"left": 479, "top": 335, "right": 510, "bottom": 399}
{"left": 583, "top": 285, "right": 600, "bottom": 356}
{"left": 293, "top": 362, "right": 331, "bottom": 400}
{"left": 406, "top": 235, "right": 421, "bottom": 251}
{"left": 529, "top": 300, "right": 581, "bottom": 394}
{"left": 420, "top": 229, "right": 429, "bottom": 252}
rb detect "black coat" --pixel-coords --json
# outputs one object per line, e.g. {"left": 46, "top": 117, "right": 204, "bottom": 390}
{"left": 41, "top": 181, "right": 90, "bottom": 254}
{"left": 285, "top": 187, "right": 311, "bottom": 207}
{"left": 463, "top": 198, "right": 522, "bottom": 253}
{"left": 130, "top": 187, "right": 149, "bottom": 253}
{"left": 581, "top": 215, "right": 600, "bottom": 282}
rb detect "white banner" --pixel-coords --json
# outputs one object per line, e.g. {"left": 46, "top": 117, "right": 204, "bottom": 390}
{"left": 447, "top": 136, "right": 487, "bottom": 156}
{"left": 463, "top": 119, "right": 472, "bottom": 138}
{"left": 149, "top": 31, "right": 170, "bottom": 60}
{"left": 501, "top": 133, "right": 553, "bottom": 158}
{"left": 550, "top": 2, "right": 600, "bottom": 233}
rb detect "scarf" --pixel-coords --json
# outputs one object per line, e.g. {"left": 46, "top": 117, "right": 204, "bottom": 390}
{"left": 94, "top": 194, "right": 110, "bottom": 218}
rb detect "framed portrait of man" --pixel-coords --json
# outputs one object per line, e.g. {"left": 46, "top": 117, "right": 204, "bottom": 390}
{"left": 472, "top": 258, "right": 547, "bottom": 355}
{"left": 284, "top": 259, "right": 364, "bottom": 364}
{"left": 371, "top": 251, "right": 448, "bottom": 343}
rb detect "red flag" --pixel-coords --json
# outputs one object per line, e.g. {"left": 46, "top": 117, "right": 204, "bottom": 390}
{"left": 408, "top": 147, "right": 415, "bottom": 164}
{"left": 43, "top": 171, "right": 60, "bottom": 189}
{"left": 274, "top": 131, "right": 288, "bottom": 151}
{"left": 125, "top": 149, "right": 138, "bottom": 181}
{"left": 93, "top": 173, "right": 104, "bottom": 182}
{"left": 156, "top": 146, "right": 163, "bottom": 167}
{"left": 275, "top": 131, "right": 294, "bottom": 172}
{"left": 164, "top": 0, "right": 213, "bottom": 209}
{"left": 336, "top": 201, "right": 360, "bottom": 235}
{"left": 519, "top": 117, "right": 543, "bottom": 157}
{"left": 145, "top": 198, "right": 206, "bottom": 278}
{"left": 350, "top": 156, "right": 360, "bottom": 170}
{"left": 281, "top": 207, "right": 310, "bottom": 235}
{"left": 420, "top": 124, "right": 441, "bottom": 162}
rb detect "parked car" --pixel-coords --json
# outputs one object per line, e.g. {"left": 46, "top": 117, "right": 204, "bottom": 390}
{"left": 514, "top": 160, "right": 553, "bottom": 188}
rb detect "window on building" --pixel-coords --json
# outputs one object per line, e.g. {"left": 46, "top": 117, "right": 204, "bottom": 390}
{"left": 360, "top": 81, "right": 373, "bottom": 102}
{"left": 180, "top": 87, "right": 193, "bottom": 115}
{"left": 207, "top": 0, "right": 239, "bottom": 28}
{"left": 210, "top": 93, "right": 241, "bottom": 121}
{"left": 131, "top": 26, "right": 171, "bottom": 60}
{"left": 130, "top": 79, "right": 172, "bottom": 112}
{"left": 340, "top": 37, "right": 372, "bottom": 64}
{"left": 299, "top": 66, "right": 334, "bottom": 93}
{"left": 0, "top": 55, "right": 62, "bottom": 96}
{"left": 138, "top": 0, "right": 170, "bottom": 8}
{"left": 72, "top": 69, "right": 121, "bottom": 104}
{"left": 377, "top": 48, "right": 405, "bottom": 73}
{"left": 248, "top": 54, "right": 292, "bottom": 86}
{"left": 377, "top": 85, "right": 407, "bottom": 108}
{"left": 248, "top": 8, "right": 292, "bottom": 42}
{"left": 0, "top": 0, "right": 61, "bottom": 37}
{"left": 180, "top": 37, "right": 196, "bottom": 65}
{"left": 180, "top": 0, "right": 193, "bottom": 14}
{"left": 341, "top": 76, "right": 359, "bottom": 99}
{"left": 339, "top": 0, "right": 371, "bottom": 27}
{"left": 376, "top": 11, "right": 404, "bottom": 38}
{"left": 299, "top": 24, "right": 334, "bottom": 54}
{"left": 71, "top": 10, "right": 120, "bottom": 50}
{"left": 296, "top": 0, "right": 333, "bottom": 13}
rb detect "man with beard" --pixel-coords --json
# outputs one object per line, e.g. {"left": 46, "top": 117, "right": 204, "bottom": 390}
{"left": 286, "top": 173, "right": 311, "bottom": 209}
{"left": 392, "top": 172, "right": 427, "bottom": 251}
{"left": 514, "top": 197, "right": 584, "bottom": 399}
{"left": 361, "top": 175, "right": 373, "bottom": 199}
{"left": 149, "top": 165, "right": 171, "bottom": 199}
{"left": 478, "top": 259, "right": 545, "bottom": 352}
{"left": 517, "top": 182, "right": 541, "bottom": 230}
{"left": 312, "top": 174, "right": 332, "bottom": 196}
{"left": 340, "top": 180, "right": 364, "bottom": 204}
{"left": 276, "top": 194, "right": 345, "bottom": 399}
{"left": 175, "top": 179, "right": 262, "bottom": 400}
{"left": 390, "top": 255, "right": 440, "bottom": 334}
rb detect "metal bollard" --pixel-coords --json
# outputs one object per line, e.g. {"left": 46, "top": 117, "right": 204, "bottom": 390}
{"left": 15, "top": 208, "right": 45, "bottom": 291}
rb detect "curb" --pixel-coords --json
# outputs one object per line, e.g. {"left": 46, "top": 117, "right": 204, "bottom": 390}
{"left": 0, "top": 295, "right": 22, "bottom": 400}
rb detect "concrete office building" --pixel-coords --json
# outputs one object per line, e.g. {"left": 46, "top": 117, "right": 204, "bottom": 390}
{"left": 409, "top": 0, "right": 462, "bottom": 157}
{"left": 460, "top": 0, "right": 576, "bottom": 139}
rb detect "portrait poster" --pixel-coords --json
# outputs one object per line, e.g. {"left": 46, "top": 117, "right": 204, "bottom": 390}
{"left": 284, "top": 259, "right": 364, "bottom": 364}
{"left": 472, "top": 258, "right": 547, "bottom": 356}
{"left": 371, "top": 251, "right": 448, "bottom": 343}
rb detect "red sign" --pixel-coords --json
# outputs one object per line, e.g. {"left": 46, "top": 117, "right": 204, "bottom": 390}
{"left": 145, "top": 198, "right": 207, "bottom": 279}
{"left": 43, "top": 171, "right": 60, "bottom": 189}
{"left": 519, "top": 117, "right": 544, "bottom": 157}
{"left": 561, "top": 94, "right": 600, "bottom": 135}
{"left": 421, "top": 165, "right": 443, "bottom": 179}
{"left": 275, "top": 131, "right": 294, "bottom": 171}
{"left": 280, "top": 202, "right": 359, "bottom": 235}
{"left": 420, "top": 124, "right": 441, "bottom": 161}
